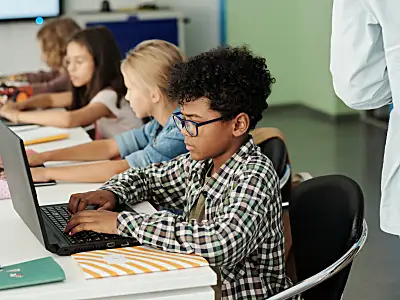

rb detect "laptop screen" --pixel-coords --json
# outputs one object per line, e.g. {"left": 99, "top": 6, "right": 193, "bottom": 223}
{"left": 0, "top": 121, "right": 47, "bottom": 246}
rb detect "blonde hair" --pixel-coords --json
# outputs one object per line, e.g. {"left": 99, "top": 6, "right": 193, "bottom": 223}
{"left": 37, "top": 17, "right": 81, "bottom": 70}
{"left": 121, "top": 40, "right": 185, "bottom": 102}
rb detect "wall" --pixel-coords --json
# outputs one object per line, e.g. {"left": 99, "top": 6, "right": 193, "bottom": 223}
{"left": 157, "top": 0, "right": 220, "bottom": 57}
{"left": 227, "top": 0, "right": 298, "bottom": 106}
{"left": 227, "top": 0, "right": 354, "bottom": 116}
{"left": 295, "top": 0, "right": 353, "bottom": 116}
{"left": 0, "top": 23, "right": 44, "bottom": 75}
{"left": 0, "top": 0, "right": 353, "bottom": 116}
{"left": 0, "top": 0, "right": 220, "bottom": 76}
{"left": 70, "top": 0, "right": 221, "bottom": 57}
{"left": 65, "top": 0, "right": 146, "bottom": 13}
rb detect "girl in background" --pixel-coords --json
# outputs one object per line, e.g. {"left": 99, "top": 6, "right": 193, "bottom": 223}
{"left": 3, "top": 17, "right": 81, "bottom": 95}
{"left": 27, "top": 40, "right": 187, "bottom": 183}
{"left": 0, "top": 26, "right": 142, "bottom": 139}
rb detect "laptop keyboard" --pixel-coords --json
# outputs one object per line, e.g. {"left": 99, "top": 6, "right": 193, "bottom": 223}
{"left": 41, "top": 205, "right": 120, "bottom": 245}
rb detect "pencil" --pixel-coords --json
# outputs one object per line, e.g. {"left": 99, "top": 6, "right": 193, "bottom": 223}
{"left": 23, "top": 134, "right": 69, "bottom": 146}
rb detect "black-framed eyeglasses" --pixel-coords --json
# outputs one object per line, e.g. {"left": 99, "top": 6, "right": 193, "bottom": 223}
{"left": 173, "top": 112, "right": 223, "bottom": 137}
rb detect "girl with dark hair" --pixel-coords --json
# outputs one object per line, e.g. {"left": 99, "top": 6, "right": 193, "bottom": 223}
{"left": 0, "top": 26, "right": 142, "bottom": 139}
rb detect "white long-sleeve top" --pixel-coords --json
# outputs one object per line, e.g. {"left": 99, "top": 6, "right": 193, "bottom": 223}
{"left": 330, "top": 0, "right": 400, "bottom": 235}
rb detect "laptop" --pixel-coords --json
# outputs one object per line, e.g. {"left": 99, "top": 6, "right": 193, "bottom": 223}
{"left": 0, "top": 121, "right": 138, "bottom": 256}
{"left": 32, "top": 175, "right": 57, "bottom": 187}
{"left": 0, "top": 165, "right": 55, "bottom": 187}
{"left": 0, "top": 125, "right": 56, "bottom": 187}
{"left": 0, "top": 117, "right": 34, "bottom": 127}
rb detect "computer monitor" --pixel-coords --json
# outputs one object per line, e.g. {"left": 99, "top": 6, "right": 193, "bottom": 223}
{"left": 0, "top": 0, "right": 62, "bottom": 22}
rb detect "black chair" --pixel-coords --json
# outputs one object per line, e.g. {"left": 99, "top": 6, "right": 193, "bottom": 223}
{"left": 258, "top": 137, "right": 291, "bottom": 207}
{"left": 269, "top": 175, "right": 367, "bottom": 300}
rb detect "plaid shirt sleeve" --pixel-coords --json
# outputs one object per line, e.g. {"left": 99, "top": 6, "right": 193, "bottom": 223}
{"left": 99, "top": 154, "right": 190, "bottom": 209}
{"left": 112, "top": 165, "right": 281, "bottom": 268}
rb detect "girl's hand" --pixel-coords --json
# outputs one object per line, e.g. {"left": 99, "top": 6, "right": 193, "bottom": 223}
{"left": 0, "top": 105, "right": 19, "bottom": 123}
{"left": 1, "top": 101, "right": 27, "bottom": 111}
{"left": 27, "top": 152, "right": 46, "bottom": 167}
{"left": 30, "top": 167, "right": 50, "bottom": 183}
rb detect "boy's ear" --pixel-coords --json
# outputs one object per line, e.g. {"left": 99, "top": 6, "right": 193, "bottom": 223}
{"left": 232, "top": 113, "right": 250, "bottom": 137}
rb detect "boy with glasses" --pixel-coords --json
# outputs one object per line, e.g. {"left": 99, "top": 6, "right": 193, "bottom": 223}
{"left": 65, "top": 45, "right": 296, "bottom": 299}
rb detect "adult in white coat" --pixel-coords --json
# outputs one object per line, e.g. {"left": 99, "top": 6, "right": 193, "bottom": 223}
{"left": 330, "top": 0, "right": 400, "bottom": 235}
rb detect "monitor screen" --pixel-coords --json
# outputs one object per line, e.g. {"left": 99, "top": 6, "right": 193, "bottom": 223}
{"left": 0, "top": 0, "right": 61, "bottom": 21}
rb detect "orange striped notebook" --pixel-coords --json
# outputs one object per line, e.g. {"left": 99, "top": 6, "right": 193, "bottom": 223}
{"left": 72, "top": 246, "right": 209, "bottom": 279}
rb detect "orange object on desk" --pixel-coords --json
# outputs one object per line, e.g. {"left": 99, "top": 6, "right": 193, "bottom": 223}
{"left": 23, "top": 133, "right": 69, "bottom": 146}
{"left": 15, "top": 86, "right": 33, "bottom": 102}
{"left": 0, "top": 85, "right": 32, "bottom": 103}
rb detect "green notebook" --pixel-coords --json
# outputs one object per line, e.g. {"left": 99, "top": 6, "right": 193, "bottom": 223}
{"left": 0, "top": 257, "right": 65, "bottom": 291}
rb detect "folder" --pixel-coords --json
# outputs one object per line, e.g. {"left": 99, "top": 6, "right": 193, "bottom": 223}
{"left": 0, "top": 257, "right": 65, "bottom": 291}
{"left": 15, "top": 127, "right": 69, "bottom": 146}
{"left": 72, "top": 246, "right": 209, "bottom": 280}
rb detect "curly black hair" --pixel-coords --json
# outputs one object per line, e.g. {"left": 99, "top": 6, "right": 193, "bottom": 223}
{"left": 168, "top": 45, "right": 275, "bottom": 130}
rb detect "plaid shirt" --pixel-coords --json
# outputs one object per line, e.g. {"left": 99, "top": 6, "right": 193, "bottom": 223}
{"left": 100, "top": 138, "right": 296, "bottom": 299}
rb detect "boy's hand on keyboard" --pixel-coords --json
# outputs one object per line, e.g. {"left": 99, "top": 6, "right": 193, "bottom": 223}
{"left": 64, "top": 210, "right": 119, "bottom": 235}
{"left": 68, "top": 190, "right": 117, "bottom": 214}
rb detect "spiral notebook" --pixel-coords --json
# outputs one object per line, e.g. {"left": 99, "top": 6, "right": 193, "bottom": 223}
{"left": 72, "top": 246, "right": 209, "bottom": 279}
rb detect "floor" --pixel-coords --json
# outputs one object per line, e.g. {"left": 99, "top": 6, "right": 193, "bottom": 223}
{"left": 257, "top": 107, "right": 400, "bottom": 300}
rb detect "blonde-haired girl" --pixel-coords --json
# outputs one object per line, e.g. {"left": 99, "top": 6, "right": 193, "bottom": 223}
{"left": 26, "top": 40, "right": 188, "bottom": 183}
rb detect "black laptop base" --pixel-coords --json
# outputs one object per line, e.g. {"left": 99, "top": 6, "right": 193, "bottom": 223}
{"left": 0, "top": 117, "right": 35, "bottom": 127}
{"left": 40, "top": 203, "right": 139, "bottom": 256}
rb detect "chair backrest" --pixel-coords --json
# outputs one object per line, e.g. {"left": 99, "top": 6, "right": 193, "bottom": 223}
{"left": 290, "top": 175, "right": 364, "bottom": 300}
{"left": 258, "top": 137, "right": 291, "bottom": 204}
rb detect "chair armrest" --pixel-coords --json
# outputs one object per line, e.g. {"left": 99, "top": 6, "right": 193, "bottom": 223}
{"left": 268, "top": 220, "right": 368, "bottom": 300}
{"left": 281, "top": 164, "right": 291, "bottom": 208}
{"left": 280, "top": 164, "right": 291, "bottom": 190}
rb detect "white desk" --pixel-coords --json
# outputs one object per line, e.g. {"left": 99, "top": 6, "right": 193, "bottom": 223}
{"left": 0, "top": 127, "right": 216, "bottom": 299}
